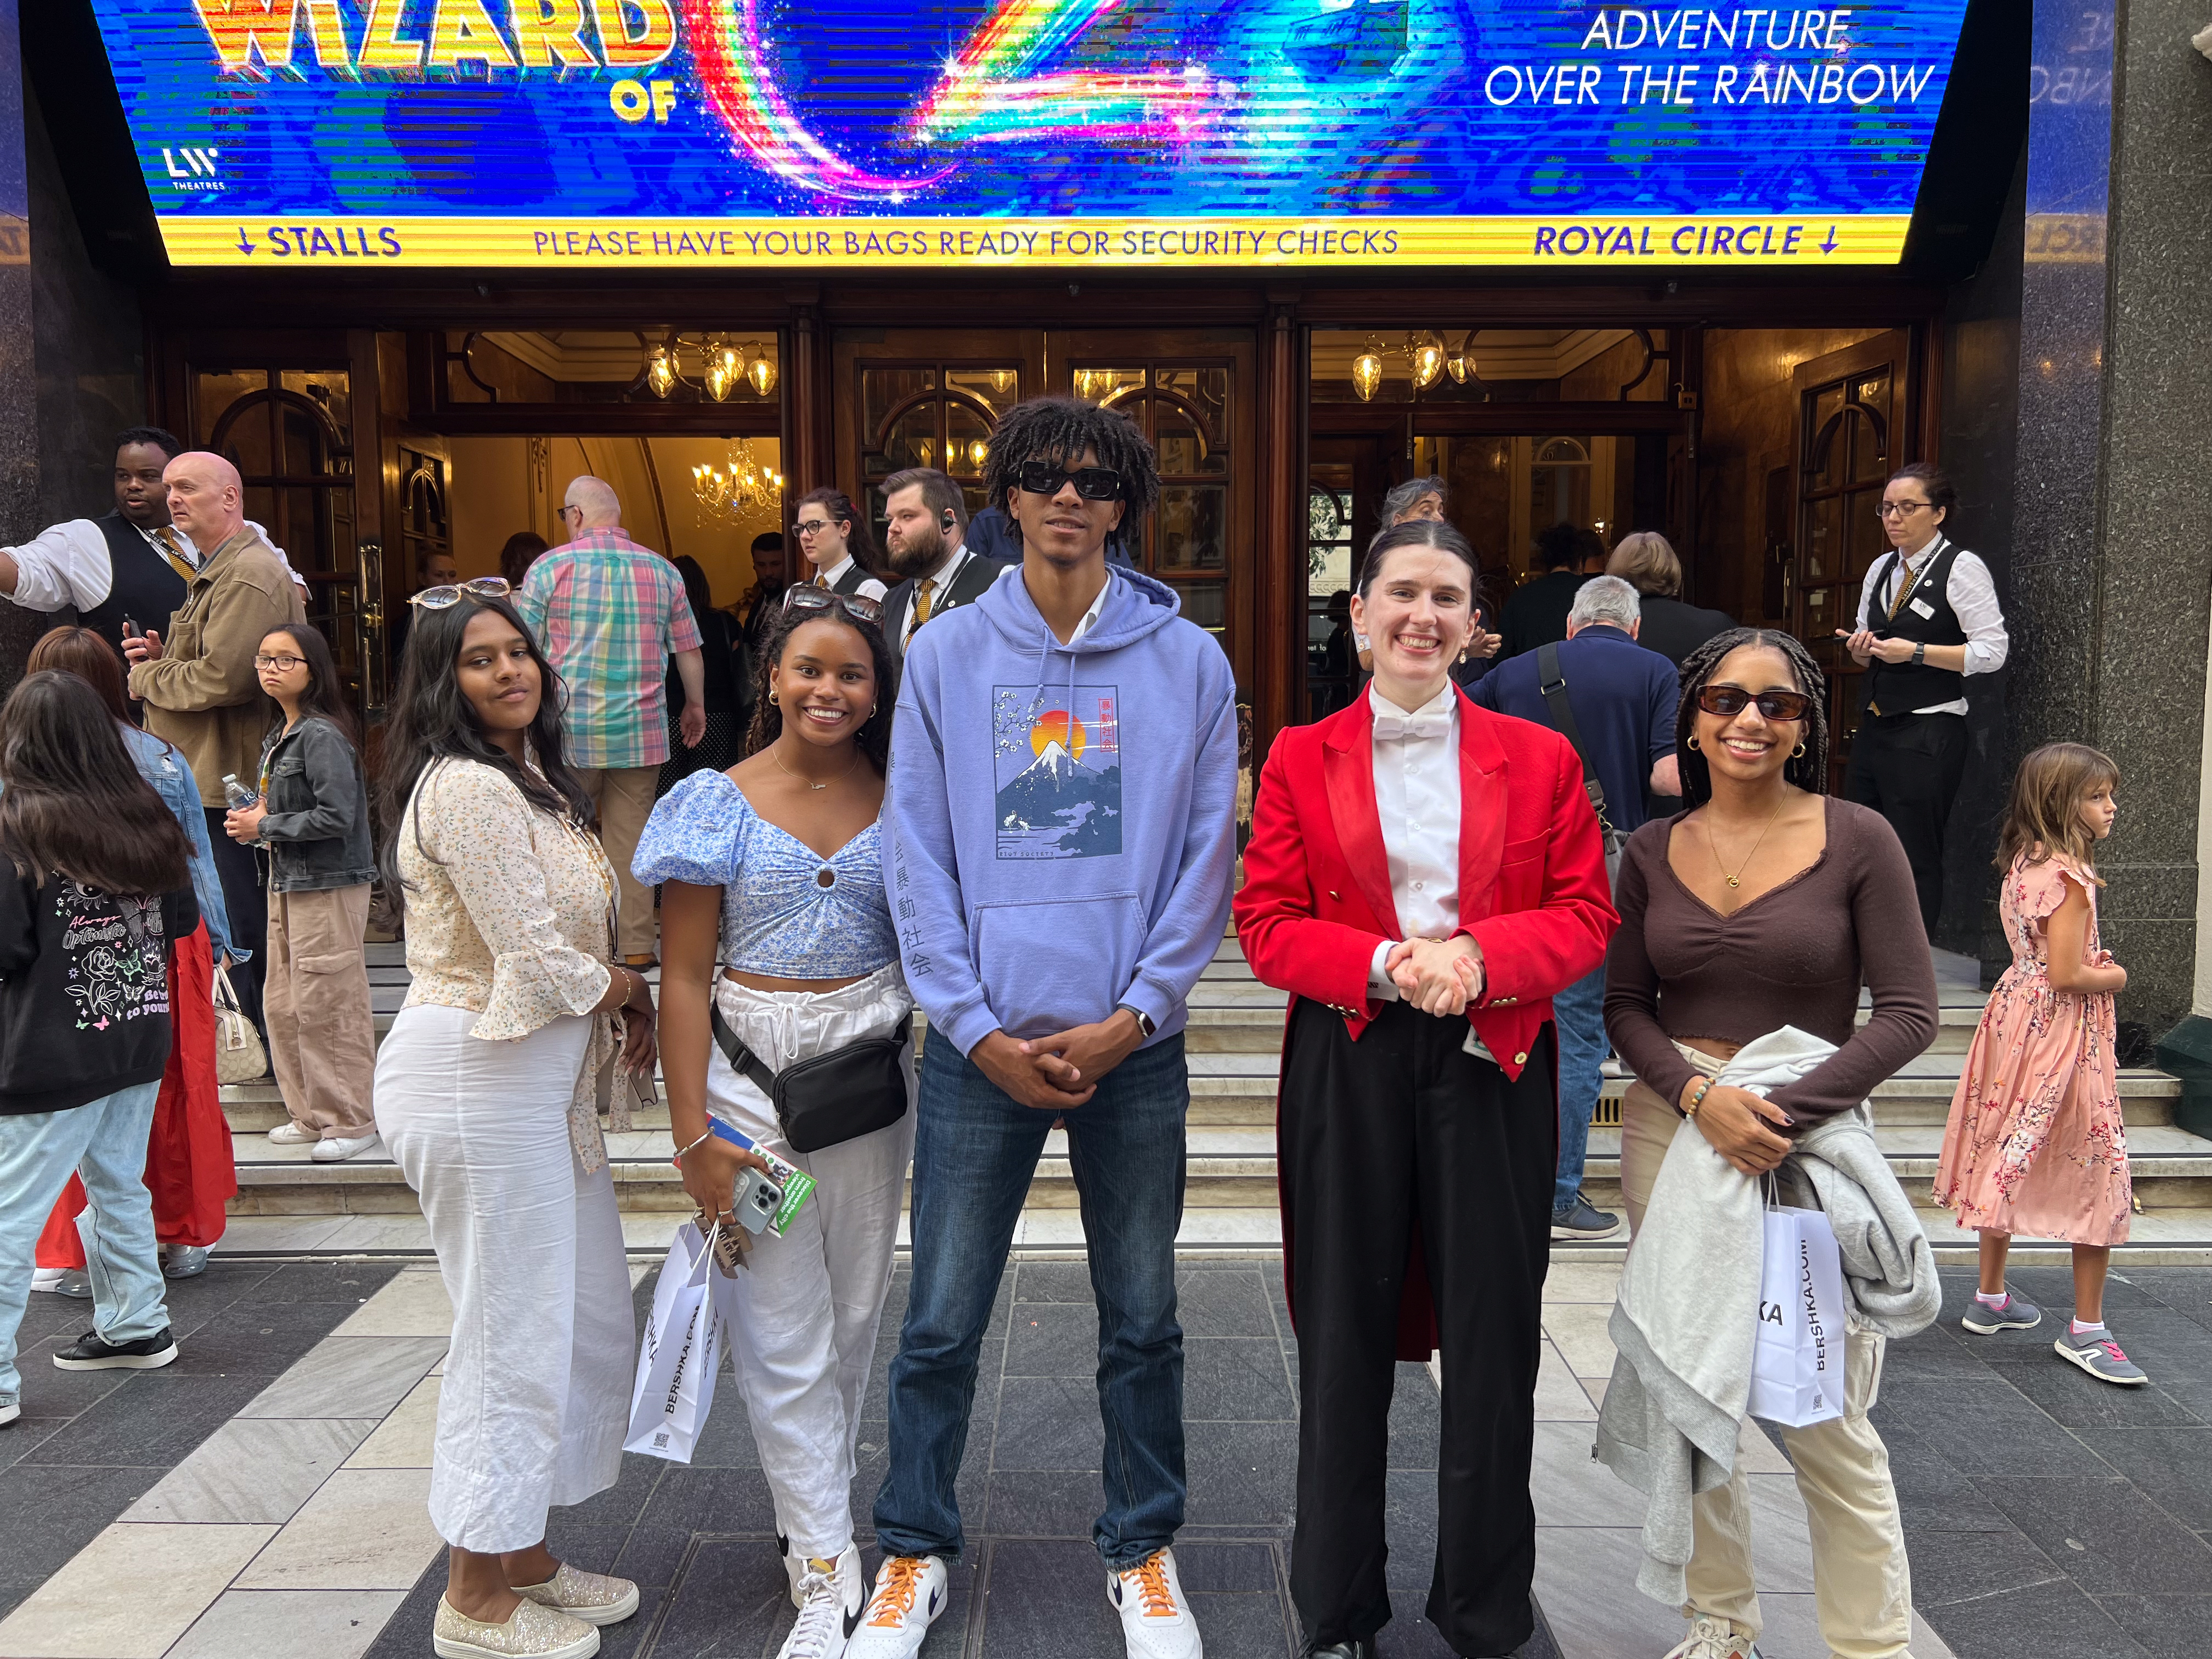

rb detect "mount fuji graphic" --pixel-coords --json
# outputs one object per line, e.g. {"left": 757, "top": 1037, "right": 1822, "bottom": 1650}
{"left": 997, "top": 740, "right": 1122, "bottom": 859}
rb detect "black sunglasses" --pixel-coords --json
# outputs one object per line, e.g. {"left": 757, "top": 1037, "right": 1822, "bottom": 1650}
{"left": 1018, "top": 461, "right": 1123, "bottom": 501}
{"left": 1697, "top": 684, "right": 1814, "bottom": 722}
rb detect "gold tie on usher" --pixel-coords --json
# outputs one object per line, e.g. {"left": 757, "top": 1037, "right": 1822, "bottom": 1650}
{"left": 913, "top": 577, "right": 936, "bottom": 628}
{"left": 153, "top": 528, "right": 196, "bottom": 584}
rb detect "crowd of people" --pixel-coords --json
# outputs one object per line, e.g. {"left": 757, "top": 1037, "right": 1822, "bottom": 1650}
{"left": 0, "top": 404, "right": 2144, "bottom": 1659}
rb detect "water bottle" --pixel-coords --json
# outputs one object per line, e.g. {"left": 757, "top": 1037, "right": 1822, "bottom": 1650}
{"left": 221, "top": 772, "right": 259, "bottom": 810}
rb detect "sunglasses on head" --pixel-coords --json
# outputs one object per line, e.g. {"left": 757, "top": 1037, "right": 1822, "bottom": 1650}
{"left": 1017, "top": 461, "right": 1122, "bottom": 501}
{"left": 782, "top": 585, "right": 882, "bottom": 626}
{"left": 409, "top": 575, "right": 512, "bottom": 610}
{"left": 1696, "top": 684, "right": 1814, "bottom": 722}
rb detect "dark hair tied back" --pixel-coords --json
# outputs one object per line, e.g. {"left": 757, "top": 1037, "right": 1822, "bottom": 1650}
{"left": 1357, "top": 518, "right": 1483, "bottom": 611}
{"left": 1887, "top": 461, "right": 1957, "bottom": 521}
{"left": 1673, "top": 628, "right": 1831, "bottom": 810}
{"left": 744, "top": 603, "right": 896, "bottom": 776}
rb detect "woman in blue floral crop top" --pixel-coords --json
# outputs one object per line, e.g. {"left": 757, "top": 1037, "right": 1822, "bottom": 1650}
{"left": 634, "top": 592, "right": 912, "bottom": 1649}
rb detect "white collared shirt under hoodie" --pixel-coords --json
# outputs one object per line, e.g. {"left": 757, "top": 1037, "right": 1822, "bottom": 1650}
{"left": 1364, "top": 681, "right": 1460, "bottom": 1000}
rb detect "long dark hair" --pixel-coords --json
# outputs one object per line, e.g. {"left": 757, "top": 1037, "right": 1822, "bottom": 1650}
{"left": 375, "top": 594, "right": 592, "bottom": 903}
{"left": 1674, "top": 628, "right": 1830, "bottom": 810}
{"left": 796, "top": 486, "right": 884, "bottom": 578}
{"left": 0, "top": 672, "right": 190, "bottom": 894}
{"left": 261, "top": 620, "right": 358, "bottom": 749}
{"left": 743, "top": 603, "right": 894, "bottom": 776}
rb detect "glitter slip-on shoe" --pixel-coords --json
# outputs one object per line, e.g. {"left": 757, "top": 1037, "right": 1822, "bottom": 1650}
{"left": 432, "top": 1596, "right": 599, "bottom": 1659}
{"left": 513, "top": 1563, "right": 641, "bottom": 1627}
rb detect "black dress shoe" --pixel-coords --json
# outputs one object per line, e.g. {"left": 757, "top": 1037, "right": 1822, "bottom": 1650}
{"left": 1300, "top": 1641, "right": 1378, "bottom": 1659}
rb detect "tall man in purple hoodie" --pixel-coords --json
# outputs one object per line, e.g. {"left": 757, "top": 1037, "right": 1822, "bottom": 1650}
{"left": 857, "top": 400, "right": 1238, "bottom": 1659}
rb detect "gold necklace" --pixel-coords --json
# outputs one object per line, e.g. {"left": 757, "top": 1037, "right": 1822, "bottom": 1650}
{"left": 771, "top": 743, "right": 865, "bottom": 791}
{"left": 1707, "top": 795, "right": 1790, "bottom": 890}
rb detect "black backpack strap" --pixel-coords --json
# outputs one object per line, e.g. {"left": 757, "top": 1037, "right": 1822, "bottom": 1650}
{"left": 1536, "top": 641, "right": 1612, "bottom": 834}
{"left": 710, "top": 1001, "right": 782, "bottom": 1099}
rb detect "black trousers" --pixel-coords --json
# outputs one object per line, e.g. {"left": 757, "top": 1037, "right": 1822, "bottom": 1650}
{"left": 1843, "top": 712, "right": 1967, "bottom": 935}
{"left": 1282, "top": 998, "right": 1555, "bottom": 1657}
{"left": 204, "top": 808, "right": 268, "bottom": 1042}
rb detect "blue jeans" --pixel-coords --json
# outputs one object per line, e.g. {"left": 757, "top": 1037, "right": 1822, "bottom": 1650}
{"left": 0, "top": 1081, "right": 169, "bottom": 1406}
{"left": 1550, "top": 966, "right": 1608, "bottom": 1215}
{"left": 875, "top": 1033, "right": 1189, "bottom": 1568}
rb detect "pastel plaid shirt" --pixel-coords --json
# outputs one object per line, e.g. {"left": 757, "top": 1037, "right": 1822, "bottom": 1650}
{"left": 515, "top": 528, "right": 703, "bottom": 770}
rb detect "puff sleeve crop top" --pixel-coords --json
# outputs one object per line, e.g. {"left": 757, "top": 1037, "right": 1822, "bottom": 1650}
{"left": 631, "top": 768, "right": 900, "bottom": 979}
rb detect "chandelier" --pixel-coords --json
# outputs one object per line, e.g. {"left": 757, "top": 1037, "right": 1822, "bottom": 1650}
{"left": 643, "top": 334, "right": 777, "bottom": 402}
{"left": 691, "top": 441, "right": 785, "bottom": 526}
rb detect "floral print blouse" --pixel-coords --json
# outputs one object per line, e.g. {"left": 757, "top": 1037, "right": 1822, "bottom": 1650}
{"left": 397, "top": 757, "right": 619, "bottom": 1167}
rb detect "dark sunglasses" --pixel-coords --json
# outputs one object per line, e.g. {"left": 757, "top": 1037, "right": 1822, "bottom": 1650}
{"left": 782, "top": 585, "right": 882, "bottom": 625}
{"left": 1018, "top": 461, "right": 1122, "bottom": 501}
{"left": 1697, "top": 684, "right": 1814, "bottom": 722}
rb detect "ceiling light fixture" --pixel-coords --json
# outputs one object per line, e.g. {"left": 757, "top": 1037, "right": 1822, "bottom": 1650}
{"left": 1351, "top": 343, "right": 1385, "bottom": 403}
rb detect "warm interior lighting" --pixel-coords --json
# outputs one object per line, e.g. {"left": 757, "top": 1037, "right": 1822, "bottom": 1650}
{"left": 967, "top": 439, "right": 989, "bottom": 470}
{"left": 1407, "top": 330, "right": 1444, "bottom": 390}
{"left": 990, "top": 369, "right": 1017, "bottom": 396}
{"left": 646, "top": 346, "right": 677, "bottom": 399}
{"left": 1351, "top": 348, "right": 1384, "bottom": 403}
{"left": 746, "top": 346, "right": 777, "bottom": 396}
{"left": 1446, "top": 330, "right": 1478, "bottom": 385}
{"left": 691, "top": 441, "right": 784, "bottom": 524}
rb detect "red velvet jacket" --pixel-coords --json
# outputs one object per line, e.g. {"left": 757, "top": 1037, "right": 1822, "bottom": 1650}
{"left": 1234, "top": 689, "right": 1619, "bottom": 1356}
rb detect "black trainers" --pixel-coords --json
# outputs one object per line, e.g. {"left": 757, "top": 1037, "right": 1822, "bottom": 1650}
{"left": 52, "top": 1328, "right": 178, "bottom": 1372}
{"left": 1551, "top": 1192, "right": 1623, "bottom": 1241}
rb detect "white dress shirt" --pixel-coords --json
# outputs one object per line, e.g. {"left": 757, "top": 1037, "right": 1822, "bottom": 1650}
{"left": 1364, "top": 682, "right": 1463, "bottom": 1000}
{"left": 900, "top": 544, "right": 974, "bottom": 650}
{"left": 1066, "top": 568, "right": 1113, "bottom": 644}
{"left": 2, "top": 517, "right": 308, "bottom": 611}
{"left": 1852, "top": 534, "right": 2008, "bottom": 715}
{"left": 814, "top": 552, "right": 889, "bottom": 603}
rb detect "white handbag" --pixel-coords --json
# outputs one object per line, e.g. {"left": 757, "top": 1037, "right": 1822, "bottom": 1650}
{"left": 211, "top": 962, "right": 268, "bottom": 1085}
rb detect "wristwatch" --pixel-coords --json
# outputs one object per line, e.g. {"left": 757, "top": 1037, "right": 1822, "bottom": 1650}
{"left": 1116, "top": 1004, "right": 1156, "bottom": 1039}
{"left": 1911, "top": 642, "right": 1927, "bottom": 665}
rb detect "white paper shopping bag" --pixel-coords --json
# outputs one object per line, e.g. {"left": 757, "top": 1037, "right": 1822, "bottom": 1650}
{"left": 624, "top": 1220, "right": 731, "bottom": 1462}
{"left": 1748, "top": 1203, "right": 1849, "bottom": 1429}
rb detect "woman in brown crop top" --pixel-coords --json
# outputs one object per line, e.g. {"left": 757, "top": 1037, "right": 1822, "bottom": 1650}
{"left": 1604, "top": 628, "right": 1936, "bottom": 1659}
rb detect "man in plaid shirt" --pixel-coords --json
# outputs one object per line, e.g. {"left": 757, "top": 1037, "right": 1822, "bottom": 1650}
{"left": 517, "top": 476, "right": 706, "bottom": 964}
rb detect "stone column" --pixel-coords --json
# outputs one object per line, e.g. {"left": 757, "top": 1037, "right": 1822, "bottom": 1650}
{"left": 0, "top": 0, "right": 43, "bottom": 699}
{"left": 2010, "top": 0, "right": 2212, "bottom": 1044}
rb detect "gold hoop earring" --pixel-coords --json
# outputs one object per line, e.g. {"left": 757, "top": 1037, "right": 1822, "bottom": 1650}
{"left": 1792, "top": 742, "right": 1807, "bottom": 758}
{"left": 1687, "top": 735, "right": 1700, "bottom": 751}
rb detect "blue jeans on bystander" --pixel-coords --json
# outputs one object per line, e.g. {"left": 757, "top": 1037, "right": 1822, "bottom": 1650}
{"left": 0, "top": 1081, "right": 170, "bottom": 1407}
{"left": 1550, "top": 964, "right": 1609, "bottom": 1217}
{"left": 874, "top": 1032, "right": 1190, "bottom": 1570}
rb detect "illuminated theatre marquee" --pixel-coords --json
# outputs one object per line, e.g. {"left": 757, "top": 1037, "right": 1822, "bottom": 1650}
{"left": 98, "top": 0, "right": 1971, "bottom": 270}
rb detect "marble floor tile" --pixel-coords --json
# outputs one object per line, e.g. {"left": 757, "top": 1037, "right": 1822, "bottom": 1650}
{"left": 1531, "top": 1525, "right": 1686, "bottom": 1659}
{"left": 211, "top": 1217, "right": 351, "bottom": 1255}
{"left": 1540, "top": 1301, "right": 1618, "bottom": 1381}
{"left": 124, "top": 1418, "right": 379, "bottom": 1524}
{"left": 239, "top": 1336, "right": 448, "bottom": 1421}
{"left": 1528, "top": 1421, "right": 1639, "bottom": 1528}
{"left": 331, "top": 1271, "right": 453, "bottom": 1340}
{"left": 166, "top": 1589, "right": 408, "bottom": 1659}
{"left": 1533, "top": 1344, "right": 1598, "bottom": 1423}
{"left": 314, "top": 1217, "right": 435, "bottom": 1255}
{"left": 343, "top": 1378, "right": 440, "bottom": 1471}
{"left": 0, "top": 1522, "right": 276, "bottom": 1659}
{"left": 235, "top": 1469, "right": 441, "bottom": 1592}
{"left": 1541, "top": 1262, "right": 1624, "bottom": 1306}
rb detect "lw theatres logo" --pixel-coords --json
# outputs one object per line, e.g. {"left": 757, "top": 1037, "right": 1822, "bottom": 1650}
{"left": 161, "top": 145, "right": 224, "bottom": 192}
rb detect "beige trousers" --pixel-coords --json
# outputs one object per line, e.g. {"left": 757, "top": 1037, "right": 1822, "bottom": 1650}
{"left": 264, "top": 883, "right": 376, "bottom": 1137}
{"left": 1622, "top": 1079, "right": 1915, "bottom": 1659}
{"left": 574, "top": 766, "right": 658, "bottom": 958}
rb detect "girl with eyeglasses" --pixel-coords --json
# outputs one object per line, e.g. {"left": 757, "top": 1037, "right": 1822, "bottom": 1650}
{"left": 223, "top": 622, "right": 379, "bottom": 1161}
{"left": 1600, "top": 628, "right": 1939, "bottom": 1659}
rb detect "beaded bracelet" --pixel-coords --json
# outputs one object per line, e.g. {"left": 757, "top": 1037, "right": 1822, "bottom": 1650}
{"left": 1683, "top": 1077, "right": 1714, "bottom": 1120}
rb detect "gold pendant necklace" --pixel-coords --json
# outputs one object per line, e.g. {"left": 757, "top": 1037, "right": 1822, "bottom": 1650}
{"left": 1708, "top": 796, "right": 1789, "bottom": 890}
{"left": 771, "top": 744, "right": 864, "bottom": 791}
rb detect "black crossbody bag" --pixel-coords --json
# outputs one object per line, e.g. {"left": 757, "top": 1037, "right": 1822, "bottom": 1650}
{"left": 710, "top": 1004, "right": 911, "bottom": 1154}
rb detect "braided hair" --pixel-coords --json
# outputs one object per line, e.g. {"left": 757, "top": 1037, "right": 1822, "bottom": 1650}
{"left": 981, "top": 396, "right": 1160, "bottom": 542}
{"left": 1674, "top": 627, "right": 1830, "bottom": 810}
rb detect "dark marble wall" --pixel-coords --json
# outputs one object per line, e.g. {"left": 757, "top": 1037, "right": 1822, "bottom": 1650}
{"left": 2007, "top": 0, "right": 2212, "bottom": 1035}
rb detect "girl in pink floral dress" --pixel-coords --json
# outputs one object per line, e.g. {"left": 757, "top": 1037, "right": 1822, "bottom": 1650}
{"left": 1935, "top": 743, "right": 2141, "bottom": 1385}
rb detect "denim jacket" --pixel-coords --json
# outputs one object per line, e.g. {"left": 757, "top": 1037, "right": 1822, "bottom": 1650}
{"left": 255, "top": 716, "right": 376, "bottom": 893}
{"left": 120, "top": 723, "right": 241, "bottom": 963}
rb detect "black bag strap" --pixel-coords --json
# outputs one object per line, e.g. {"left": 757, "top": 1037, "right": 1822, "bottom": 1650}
{"left": 1535, "top": 641, "right": 1615, "bottom": 840}
{"left": 710, "top": 1000, "right": 913, "bottom": 1099}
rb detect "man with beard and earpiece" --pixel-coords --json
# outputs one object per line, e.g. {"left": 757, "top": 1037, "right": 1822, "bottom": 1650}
{"left": 877, "top": 467, "right": 1009, "bottom": 682}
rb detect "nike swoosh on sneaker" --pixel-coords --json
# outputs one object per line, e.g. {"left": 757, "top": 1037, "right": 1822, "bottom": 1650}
{"left": 844, "top": 1604, "right": 863, "bottom": 1639}
{"left": 928, "top": 1587, "right": 943, "bottom": 1616}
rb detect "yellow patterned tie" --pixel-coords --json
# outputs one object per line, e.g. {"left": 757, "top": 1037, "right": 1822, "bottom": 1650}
{"left": 153, "top": 528, "right": 197, "bottom": 584}
{"left": 913, "top": 577, "right": 936, "bottom": 628}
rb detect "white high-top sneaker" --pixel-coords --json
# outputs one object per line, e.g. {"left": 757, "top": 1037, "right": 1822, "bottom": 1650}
{"left": 777, "top": 1547, "right": 865, "bottom": 1659}
{"left": 1107, "top": 1547, "right": 1202, "bottom": 1659}
{"left": 844, "top": 1555, "right": 949, "bottom": 1659}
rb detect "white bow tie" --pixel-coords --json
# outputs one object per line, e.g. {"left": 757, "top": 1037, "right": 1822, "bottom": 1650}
{"left": 1373, "top": 706, "right": 1452, "bottom": 743}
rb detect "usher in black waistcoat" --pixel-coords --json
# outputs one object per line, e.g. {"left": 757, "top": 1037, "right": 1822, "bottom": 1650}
{"left": 1860, "top": 537, "right": 1967, "bottom": 716}
{"left": 77, "top": 515, "right": 188, "bottom": 657}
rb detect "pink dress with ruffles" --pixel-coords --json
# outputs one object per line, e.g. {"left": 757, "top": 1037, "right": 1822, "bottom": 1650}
{"left": 1934, "top": 854, "right": 2131, "bottom": 1245}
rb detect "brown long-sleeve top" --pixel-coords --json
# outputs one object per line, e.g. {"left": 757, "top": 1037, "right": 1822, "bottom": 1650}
{"left": 1603, "top": 796, "right": 1938, "bottom": 1129}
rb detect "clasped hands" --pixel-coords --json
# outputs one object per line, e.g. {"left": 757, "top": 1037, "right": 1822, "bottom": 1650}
{"left": 975, "top": 1008, "right": 1147, "bottom": 1111}
{"left": 1386, "top": 934, "right": 1485, "bottom": 1017}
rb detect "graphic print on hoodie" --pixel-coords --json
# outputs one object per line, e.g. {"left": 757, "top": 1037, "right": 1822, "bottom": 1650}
{"left": 885, "top": 564, "right": 1237, "bottom": 1054}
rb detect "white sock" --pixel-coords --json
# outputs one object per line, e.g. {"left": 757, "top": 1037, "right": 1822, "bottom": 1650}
{"left": 2071, "top": 1318, "right": 2106, "bottom": 1337}
{"left": 1975, "top": 1290, "right": 2009, "bottom": 1309}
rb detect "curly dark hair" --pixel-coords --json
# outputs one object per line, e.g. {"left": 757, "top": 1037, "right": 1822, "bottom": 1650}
{"left": 743, "top": 602, "right": 895, "bottom": 777}
{"left": 1674, "top": 627, "right": 1830, "bottom": 810}
{"left": 981, "top": 395, "right": 1160, "bottom": 543}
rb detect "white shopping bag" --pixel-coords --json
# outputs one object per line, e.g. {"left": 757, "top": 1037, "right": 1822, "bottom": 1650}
{"left": 624, "top": 1220, "right": 735, "bottom": 1463}
{"left": 1748, "top": 1203, "right": 1849, "bottom": 1429}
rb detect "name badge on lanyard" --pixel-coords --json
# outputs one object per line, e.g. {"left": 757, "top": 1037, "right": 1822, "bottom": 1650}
{"left": 1909, "top": 597, "right": 1936, "bottom": 619}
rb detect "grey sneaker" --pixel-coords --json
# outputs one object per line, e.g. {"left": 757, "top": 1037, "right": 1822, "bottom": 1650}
{"left": 1551, "top": 1192, "right": 1623, "bottom": 1242}
{"left": 54, "top": 1270, "right": 92, "bottom": 1300}
{"left": 1961, "top": 1288, "right": 2042, "bottom": 1334}
{"left": 2055, "top": 1327, "right": 2149, "bottom": 1386}
{"left": 162, "top": 1246, "right": 210, "bottom": 1280}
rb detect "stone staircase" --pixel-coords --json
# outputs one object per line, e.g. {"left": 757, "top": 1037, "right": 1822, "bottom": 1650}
{"left": 217, "top": 935, "right": 2212, "bottom": 1262}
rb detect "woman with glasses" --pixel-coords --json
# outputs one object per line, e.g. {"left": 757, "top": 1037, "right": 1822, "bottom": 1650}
{"left": 632, "top": 583, "right": 909, "bottom": 1659}
{"left": 1602, "top": 628, "right": 1937, "bottom": 1659}
{"left": 791, "top": 488, "right": 888, "bottom": 602}
{"left": 1834, "top": 462, "right": 2009, "bottom": 935}
{"left": 372, "top": 577, "right": 657, "bottom": 1659}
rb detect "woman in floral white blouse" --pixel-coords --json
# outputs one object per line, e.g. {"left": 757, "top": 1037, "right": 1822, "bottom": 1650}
{"left": 373, "top": 582, "right": 658, "bottom": 1659}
